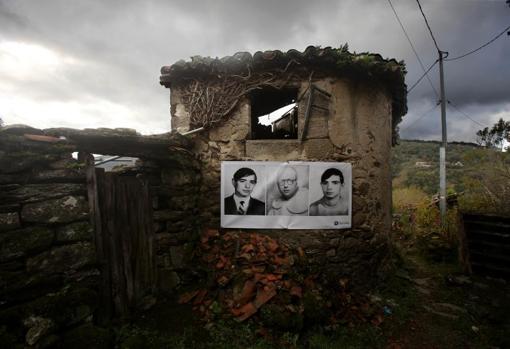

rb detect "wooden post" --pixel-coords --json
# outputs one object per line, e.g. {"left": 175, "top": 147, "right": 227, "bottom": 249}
{"left": 84, "top": 154, "right": 113, "bottom": 324}
{"left": 456, "top": 213, "right": 472, "bottom": 274}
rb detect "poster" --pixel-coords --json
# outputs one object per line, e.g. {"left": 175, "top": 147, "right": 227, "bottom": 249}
{"left": 221, "top": 161, "right": 352, "bottom": 229}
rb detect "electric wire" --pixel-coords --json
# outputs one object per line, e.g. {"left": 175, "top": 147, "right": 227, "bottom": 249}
{"left": 386, "top": 0, "right": 439, "bottom": 98}
{"left": 415, "top": 0, "right": 441, "bottom": 52}
{"left": 445, "top": 25, "right": 510, "bottom": 61}
{"left": 400, "top": 102, "right": 440, "bottom": 132}
{"left": 447, "top": 100, "right": 486, "bottom": 127}
{"left": 407, "top": 59, "right": 439, "bottom": 94}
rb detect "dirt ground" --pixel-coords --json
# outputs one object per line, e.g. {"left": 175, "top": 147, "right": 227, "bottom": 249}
{"left": 381, "top": 251, "right": 510, "bottom": 349}
{"left": 116, "top": 244, "right": 510, "bottom": 349}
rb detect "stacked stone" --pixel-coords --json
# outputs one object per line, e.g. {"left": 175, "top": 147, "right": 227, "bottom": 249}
{"left": 170, "top": 77, "right": 394, "bottom": 291}
{"left": 0, "top": 126, "right": 102, "bottom": 348}
{"left": 143, "top": 159, "right": 202, "bottom": 292}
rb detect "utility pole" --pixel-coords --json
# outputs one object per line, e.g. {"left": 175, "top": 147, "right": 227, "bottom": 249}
{"left": 438, "top": 50, "right": 448, "bottom": 227}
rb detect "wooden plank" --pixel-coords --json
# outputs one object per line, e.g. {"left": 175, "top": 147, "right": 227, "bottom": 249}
{"left": 105, "top": 173, "right": 129, "bottom": 317}
{"left": 84, "top": 154, "right": 113, "bottom": 324}
{"left": 465, "top": 222, "right": 510, "bottom": 235}
{"left": 91, "top": 169, "right": 157, "bottom": 318}
{"left": 463, "top": 213, "right": 510, "bottom": 279}
{"left": 141, "top": 175, "right": 156, "bottom": 296}
{"left": 117, "top": 176, "right": 134, "bottom": 313}
{"left": 300, "top": 86, "right": 314, "bottom": 142}
{"left": 313, "top": 85, "right": 332, "bottom": 97}
{"left": 129, "top": 175, "right": 156, "bottom": 305}
{"left": 306, "top": 114, "right": 329, "bottom": 139}
{"left": 456, "top": 213, "right": 472, "bottom": 274}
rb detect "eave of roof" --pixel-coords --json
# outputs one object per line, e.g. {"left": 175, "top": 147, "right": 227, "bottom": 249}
{"left": 160, "top": 45, "right": 408, "bottom": 143}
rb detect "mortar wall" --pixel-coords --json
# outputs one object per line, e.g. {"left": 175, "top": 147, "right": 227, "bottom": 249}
{"left": 170, "top": 77, "right": 394, "bottom": 289}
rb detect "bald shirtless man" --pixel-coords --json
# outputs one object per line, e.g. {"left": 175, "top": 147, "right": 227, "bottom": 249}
{"left": 268, "top": 166, "right": 309, "bottom": 216}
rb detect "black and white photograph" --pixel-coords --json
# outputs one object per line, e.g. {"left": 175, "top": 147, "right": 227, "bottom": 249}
{"left": 266, "top": 163, "right": 309, "bottom": 216}
{"left": 309, "top": 163, "right": 351, "bottom": 217}
{"left": 221, "top": 161, "right": 351, "bottom": 229}
{"left": 222, "top": 163, "right": 266, "bottom": 216}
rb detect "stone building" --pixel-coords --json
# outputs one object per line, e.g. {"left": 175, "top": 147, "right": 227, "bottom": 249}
{"left": 160, "top": 46, "right": 407, "bottom": 287}
{"left": 0, "top": 46, "right": 406, "bottom": 346}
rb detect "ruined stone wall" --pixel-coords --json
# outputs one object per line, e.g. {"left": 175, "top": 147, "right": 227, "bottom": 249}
{"left": 170, "top": 77, "right": 394, "bottom": 289}
{"left": 0, "top": 126, "right": 201, "bottom": 347}
{"left": 0, "top": 128, "right": 101, "bottom": 347}
{"left": 142, "top": 158, "right": 202, "bottom": 293}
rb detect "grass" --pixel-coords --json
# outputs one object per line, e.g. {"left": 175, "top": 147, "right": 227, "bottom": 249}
{"left": 114, "top": 262, "right": 509, "bottom": 349}
{"left": 308, "top": 326, "right": 383, "bottom": 349}
{"left": 113, "top": 229, "right": 509, "bottom": 349}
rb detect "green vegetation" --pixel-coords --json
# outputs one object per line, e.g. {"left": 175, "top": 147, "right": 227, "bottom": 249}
{"left": 459, "top": 148, "right": 510, "bottom": 215}
{"left": 475, "top": 118, "right": 510, "bottom": 150}
{"left": 388, "top": 136, "right": 510, "bottom": 348}
{"left": 392, "top": 139, "right": 509, "bottom": 215}
{"left": 392, "top": 139, "right": 478, "bottom": 195}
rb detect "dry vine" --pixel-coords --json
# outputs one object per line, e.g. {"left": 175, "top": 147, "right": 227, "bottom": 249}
{"left": 181, "top": 61, "right": 299, "bottom": 130}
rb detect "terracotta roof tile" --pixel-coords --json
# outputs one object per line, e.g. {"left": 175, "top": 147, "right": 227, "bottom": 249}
{"left": 160, "top": 45, "right": 407, "bottom": 142}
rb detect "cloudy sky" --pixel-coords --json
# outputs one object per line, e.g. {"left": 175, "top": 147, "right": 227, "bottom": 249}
{"left": 0, "top": 0, "right": 508, "bottom": 142}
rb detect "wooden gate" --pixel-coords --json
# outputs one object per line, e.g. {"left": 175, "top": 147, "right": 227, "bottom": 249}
{"left": 86, "top": 157, "right": 156, "bottom": 321}
{"left": 460, "top": 213, "right": 510, "bottom": 279}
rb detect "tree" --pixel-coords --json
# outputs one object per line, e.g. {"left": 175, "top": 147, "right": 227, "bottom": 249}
{"left": 476, "top": 118, "right": 510, "bottom": 150}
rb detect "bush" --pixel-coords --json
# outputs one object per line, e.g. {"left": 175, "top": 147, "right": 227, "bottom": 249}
{"left": 459, "top": 149, "right": 510, "bottom": 216}
{"left": 392, "top": 186, "right": 458, "bottom": 249}
{"left": 392, "top": 187, "right": 428, "bottom": 212}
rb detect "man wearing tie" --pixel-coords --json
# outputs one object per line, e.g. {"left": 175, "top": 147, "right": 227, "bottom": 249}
{"left": 224, "top": 167, "right": 265, "bottom": 215}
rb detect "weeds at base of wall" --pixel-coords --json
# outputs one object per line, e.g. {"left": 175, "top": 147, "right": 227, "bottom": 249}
{"left": 111, "top": 237, "right": 509, "bottom": 349}
{"left": 114, "top": 307, "right": 385, "bottom": 349}
{"left": 392, "top": 187, "right": 460, "bottom": 263}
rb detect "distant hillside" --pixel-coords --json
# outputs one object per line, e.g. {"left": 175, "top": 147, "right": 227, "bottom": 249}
{"left": 391, "top": 139, "right": 480, "bottom": 195}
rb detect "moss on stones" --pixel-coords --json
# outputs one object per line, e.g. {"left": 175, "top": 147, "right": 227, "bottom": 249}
{"left": 0, "top": 227, "right": 54, "bottom": 262}
{"left": 56, "top": 221, "right": 93, "bottom": 243}
{"left": 0, "top": 212, "right": 20, "bottom": 232}
{"left": 26, "top": 242, "right": 96, "bottom": 275}
{"left": 21, "top": 195, "right": 89, "bottom": 224}
{"left": 24, "top": 286, "right": 98, "bottom": 327}
{"left": 59, "top": 324, "right": 112, "bottom": 349}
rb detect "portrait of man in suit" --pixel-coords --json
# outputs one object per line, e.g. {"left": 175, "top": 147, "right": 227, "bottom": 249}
{"left": 224, "top": 167, "right": 265, "bottom": 215}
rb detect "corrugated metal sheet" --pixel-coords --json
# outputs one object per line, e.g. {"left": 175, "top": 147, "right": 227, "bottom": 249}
{"left": 463, "top": 213, "right": 510, "bottom": 278}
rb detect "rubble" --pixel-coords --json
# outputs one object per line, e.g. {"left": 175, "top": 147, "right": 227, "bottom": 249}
{"left": 178, "top": 229, "right": 384, "bottom": 330}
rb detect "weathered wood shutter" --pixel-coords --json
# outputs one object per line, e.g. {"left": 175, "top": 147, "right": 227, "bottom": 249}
{"left": 300, "top": 84, "right": 332, "bottom": 142}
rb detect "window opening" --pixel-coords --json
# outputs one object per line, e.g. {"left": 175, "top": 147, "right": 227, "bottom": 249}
{"left": 250, "top": 87, "right": 299, "bottom": 139}
{"left": 93, "top": 154, "right": 138, "bottom": 172}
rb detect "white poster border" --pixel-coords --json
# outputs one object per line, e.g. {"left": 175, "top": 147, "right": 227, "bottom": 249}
{"left": 220, "top": 161, "right": 352, "bottom": 230}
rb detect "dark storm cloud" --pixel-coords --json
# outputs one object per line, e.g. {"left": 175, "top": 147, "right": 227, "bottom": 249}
{"left": 403, "top": 0, "right": 510, "bottom": 108}
{"left": 0, "top": 2, "right": 28, "bottom": 31}
{"left": 0, "top": 0, "right": 508, "bottom": 140}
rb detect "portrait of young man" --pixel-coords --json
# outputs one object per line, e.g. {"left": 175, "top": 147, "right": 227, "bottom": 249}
{"left": 309, "top": 167, "right": 348, "bottom": 216}
{"left": 224, "top": 167, "right": 265, "bottom": 215}
{"left": 267, "top": 165, "right": 309, "bottom": 216}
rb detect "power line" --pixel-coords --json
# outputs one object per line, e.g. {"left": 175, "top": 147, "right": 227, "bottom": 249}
{"left": 447, "top": 100, "right": 486, "bottom": 127}
{"left": 445, "top": 25, "right": 510, "bottom": 62}
{"left": 415, "top": 0, "right": 441, "bottom": 52}
{"left": 407, "top": 59, "right": 439, "bottom": 94}
{"left": 400, "top": 102, "right": 440, "bottom": 131}
{"left": 386, "top": 0, "right": 439, "bottom": 98}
